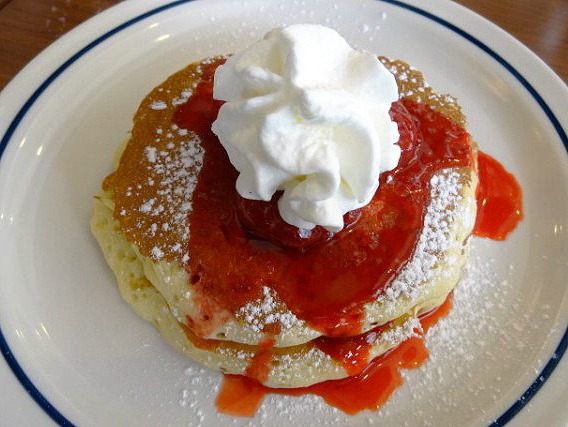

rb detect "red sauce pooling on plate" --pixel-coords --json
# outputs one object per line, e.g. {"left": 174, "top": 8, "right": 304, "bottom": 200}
{"left": 474, "top": 151, "right": 523, "bottom": 240}
{"left": 173, "top": 72, "right": 474, "bottom": 336}
{"left": 215, "top": 295, "right": 452, "bottom": 416}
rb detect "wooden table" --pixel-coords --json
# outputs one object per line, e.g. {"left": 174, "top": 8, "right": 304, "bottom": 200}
{"left": 0, "top": 0, "right": 567, "bottom": 90}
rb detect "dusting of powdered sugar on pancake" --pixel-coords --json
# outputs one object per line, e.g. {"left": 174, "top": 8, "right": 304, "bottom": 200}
{"left": 380, "top": 170, "right": 471, "bottom": 311}
{"left": 133, "top": 125, "right": 204, "bottom": 261}
{"left": 378, "top": 316, "right": 422, "bottom": 345}
{"left": 380, "top": 57, "right": 465, "bottom": 127}
{"left": 238, "top": 286, "right": 304, "bottom": 333}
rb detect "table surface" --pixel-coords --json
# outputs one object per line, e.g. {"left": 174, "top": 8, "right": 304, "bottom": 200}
{"left": 0, "top": 0, "right": 567, "bottom": 91}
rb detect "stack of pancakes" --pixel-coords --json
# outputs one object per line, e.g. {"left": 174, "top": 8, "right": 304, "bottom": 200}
{"left": 90, "top": 57, "right": 477, "bottom": 388}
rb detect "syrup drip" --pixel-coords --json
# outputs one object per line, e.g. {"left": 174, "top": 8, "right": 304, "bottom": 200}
{"left": 244, "top": 337, "right": 276, "bottom": 383}
{"left": 216, "top": 295, "right": 452, "bottom": 416}
{"left": 314, "top": 319, "right": 395, "bottom": 377}
{"left": 474, "top": 151, "right": 523, "bottom": 239}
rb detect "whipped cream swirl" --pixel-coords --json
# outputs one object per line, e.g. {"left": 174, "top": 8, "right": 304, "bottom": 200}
{"left": 211, "top": 24, "right": 400, "bottom": 232}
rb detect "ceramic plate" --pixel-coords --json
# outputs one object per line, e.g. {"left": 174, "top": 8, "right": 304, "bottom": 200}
{"left": 1, "top": 0, "right": 568, "bottom": 425}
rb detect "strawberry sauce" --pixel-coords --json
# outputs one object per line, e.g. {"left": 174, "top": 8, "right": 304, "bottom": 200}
{"left": 170, "top": 60, "right": 523, "bottom": 417}
{"left": 216, "top": 295, "right": 452, "bottom": 416}
{"left": 474, "top": 151, "right": 523, "bottom": 240}
{"left": 173, "top": 67, "right": 474, "bottom": 337}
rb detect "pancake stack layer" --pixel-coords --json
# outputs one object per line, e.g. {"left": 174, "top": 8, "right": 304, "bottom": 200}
{"left": 91, "top": 56, "right": 477, "bottom": 388}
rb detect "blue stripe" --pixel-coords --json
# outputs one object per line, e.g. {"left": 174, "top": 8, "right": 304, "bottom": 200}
{"left": 0, "top": 0, "right": 566, "bottom": 425}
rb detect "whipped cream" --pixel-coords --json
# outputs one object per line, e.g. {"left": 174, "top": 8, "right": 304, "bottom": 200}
{"left": 211, "top": 24, "right": 400, "bottom": 232}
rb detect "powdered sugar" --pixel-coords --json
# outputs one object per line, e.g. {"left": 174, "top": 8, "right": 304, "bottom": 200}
{"left": 144, "top": 146, "right": 158, "bottom": 163}
{"left": 215, "top": 347, "right": 254, "bottom": 361}
{"left": 378, "top": 316, "right": 422, "bottom": 345}
{"left": 238, "top": 286, "right": 303, "bottom": 333}
{"left": 380, "top": 171, "right": 472, "bottom": 309}
{"left": 177, "top": 365, "right": 222, "bottom": 425}
{"left": 131, "top": 125, "right": 204, "bottom": 261}
{"left": 150, "top": 100, "right": 168, "bottom": 110}
{"left": 139, "top": 198, "right": 155, "bottom": 213}
{"left": 151, "top": 246, "right": 165, "bottom": 260}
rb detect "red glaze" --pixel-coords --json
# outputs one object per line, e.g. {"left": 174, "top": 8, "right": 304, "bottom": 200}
{"left": 235, "top": 192, "right": 362, "bottom": 251}
{"left": 215, "top": 374, "right": 266, "bottom": 417}
{"left": 215, "top": 295, "right": 452, "bottom": 417}
{"left": 174, "top": 72, "right": 474, "bottom": 336}
{"left": 171, "top": 62, "right": 522, "bottom": 419}
{"left": 314, "top": 320, "right": 394, "bottom": 377}
{"left": 244, "top": 337, "right": 276, "bottom": 383}
{"left": 474, "top": 151, "right": 523, "bottom": 240}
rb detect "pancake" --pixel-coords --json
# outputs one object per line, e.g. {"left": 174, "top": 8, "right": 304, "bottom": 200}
{"left": 90, "top": 56, "right": 477, "bottom": 387}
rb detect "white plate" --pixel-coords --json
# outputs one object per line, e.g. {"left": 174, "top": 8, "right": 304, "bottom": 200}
{"left": 1, "top": 0, "right": 568, "bottom": 426}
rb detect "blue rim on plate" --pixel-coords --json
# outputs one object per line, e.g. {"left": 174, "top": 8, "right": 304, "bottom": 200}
{"left": 1, "top": 1, "right": 567, "bottom": 426}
